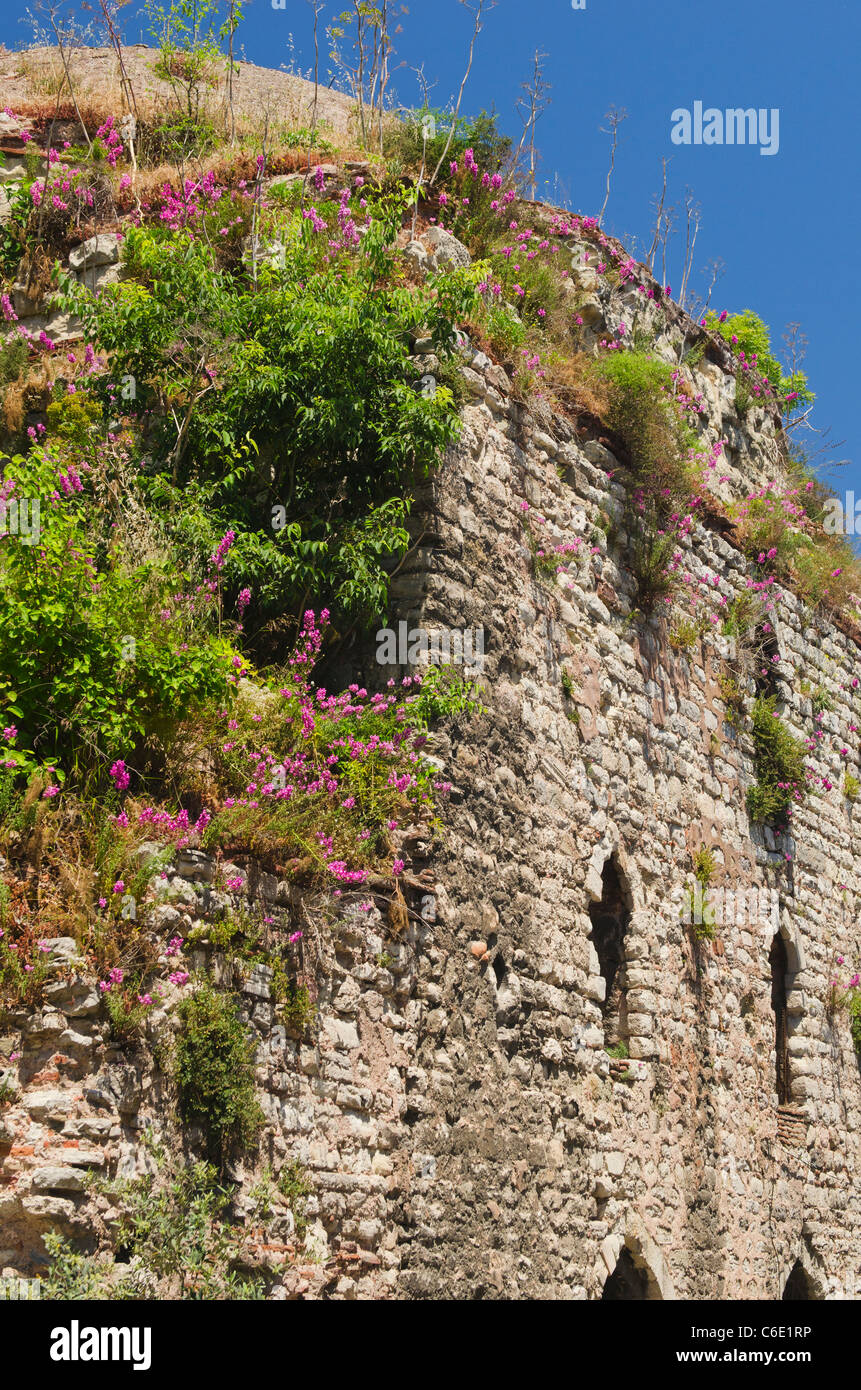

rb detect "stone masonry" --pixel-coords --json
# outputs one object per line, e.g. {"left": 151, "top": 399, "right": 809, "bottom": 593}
{"left": 1, "top": 223, "right": 860, "bottom": 1299}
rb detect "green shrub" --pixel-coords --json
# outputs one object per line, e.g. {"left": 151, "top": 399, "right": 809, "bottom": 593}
{"left": 482, "top": 303, "right": 527, "bottom": 361}
{"left": 706, "top": 309, "right": 814, "bottom": 417}
{"left": 592, "top": 350, "right": 697, "bottom": 505}
{"left": 746, "top": 696, "right": 808, "bottom": 825}
{"left": 590, "top": 351, "right": 700, "bottom": 612}
{"left": 136, "top": 111, "right": 218, "bottom": 166}
{"left": 42, "top": 1232, "right": 114, "bottom": 1300}
{"left": 383, "top": 107, "right": 511, "bottom": 184}
{"left": 0, "top": 336, "right": 27, "bottom": 388}
{"left": 44, "top": 1151, "right": 266, "bottom": 1300}
{"left": 60, "top": 206, "right": 476, "bottom": 645}
{"left": 670, "top": 617, "right": 699, "bottom": 651}
{"left": 175, "top": 984, "right": 263, "bottom": 1161}
{"left": 104, "top": 981, "right": 152, "bottom": 1045}
{"left": 277, "top": 1159, "right": 312, "bottom": 1239}
{"left": 0, "top": 451, "right": 240, "bottom": 782}
{"left": 721, "top": 593, "right": 758, "bottom": 638}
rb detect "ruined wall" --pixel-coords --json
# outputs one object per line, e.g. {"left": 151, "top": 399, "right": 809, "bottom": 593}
{"left": 374, "top": 253, "right": 861, "bottom": 1298}
{"left": 2, "top": 231, "right": 860, "bottom": 1301}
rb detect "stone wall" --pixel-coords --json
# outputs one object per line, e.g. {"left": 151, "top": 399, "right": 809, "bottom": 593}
{"left": 2, "top": 228, "right": 860, "bottom": 1300}
{"left": 370, "top": 255, "right": 861, "bottom": 1297}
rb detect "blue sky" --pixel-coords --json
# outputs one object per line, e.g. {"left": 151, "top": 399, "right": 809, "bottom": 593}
{"left": 6, "top": 0, "right": 860, "bottom": 495}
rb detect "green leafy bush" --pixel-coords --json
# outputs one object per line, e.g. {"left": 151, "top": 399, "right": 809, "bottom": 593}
{"left": 0, "top": 451, "right": 240, "bottom": 781}
{"left": 383, "top": 107, "right": 511, "bottom": 184}
{"left": 706, "top": 309, "right": 813, "bottom": 416}
{"left": 175, "top": 985, "right": 263, "bottom": 1161}
{"left": 61, "top": 207, "right": 474, "bottom": 646}
{"left": 592, "top": 350, "right": 697, "bottom": 505}
{"left": 136, "top": 110, "right": 218, "bottom": 166}
{"left": 44, "top": 1152, "right": 265, "bottom": 1300}
{"left": 590, "top": 351, "right": 699, "bottom": 611}
{"left": 746, "top": 696, "right": 808, "bottom": 824}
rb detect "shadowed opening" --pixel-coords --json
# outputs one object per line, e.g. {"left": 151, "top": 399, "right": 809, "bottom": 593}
{"left": 602, "top": 1247, "right": 653, "bottom": 1300}
{"left": 770, "top": 932, "right": 790, "bottom": 1105}
{"left": 782, "top": 1259, "right": 816, "bottom": 1300}
{"left": 588, "top": 857, "right": 632, "bottom": 1048}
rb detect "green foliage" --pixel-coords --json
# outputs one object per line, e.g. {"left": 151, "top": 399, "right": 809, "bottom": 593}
{"left": 112, "top": 1156, "right": 263, "bottom": 1298}
{"left": 0, "top": 336, "right": 28, "bottom": 389}
{"left": 406, "top": 663, "right": 484, "bottom": 729}
{"left": 137, "top": 110, "right": 218, "bottom": 166}
{"left": 692, "top": 845, "right": 717, "bottom": 886}
{"left": 60, "top": 214, "right": 473, "bottom": 643}
{"left": 746, "top": 696, "right": 808, "bottom": 825}
{"left": 44, "top": 1150, "right": 265, "bottom": 1300}
{"left": 591, "top": 351, "right": 698, "bottom": 611}
{"left": 718, "top": 669, "right": 746, "bottom": 726}
{"left": 42, "top": 1231, "right": 114, "bottom": 1300}
{"left": 811, "top": 684, "right": 833, "bottom": 715}
{"left": 175, "top": 985, "right": 263, "bottom": 1161}
{"left": 275, "top": 975, "right": 315, "bottom": 1032}
{"left": 45, "top": 392, "right": 103, "bottom": 444}
{"left": 844, "top": 772, "right": 859, "bottom": 802}
{"left": 830, "top": 972, "right": 861, "bottom": 1058}
{"left": 706, "top": 309, "right": 814, "bottom": 417}
{"left": 682, "top": 885, "right": 716, "bottom": 941}
{"left": 148, "top": 0, "right": 223, "bottom": 120}
{"left": 482, "top": 303, "right": 526, "bottom": 361}
{"left": 0, "top": 450, "right": 239, "bottom": 781}
{"left": 592, "top": 350, "right": 697, "bottom": 505}
{"left": 628, "top": 527, "right": 679, "bottom": 612}
{"left": 734, "top": 371, "right": 753, "bottom": 417}
{"left": 721, "top": 593, "right": 758, "bottom": 637}
{"left": 104, "top": 981, "right": 152, "bottom": 1045}
{"left": 670, "top": 617, "right": 698, "bottom": 651}
{"left": 277, "top": 1159, "right": 312, "bottom": 1239}
{"left": 383, "top": 107, "right": 511, "bottom": 183}
{"left": 0, "top": 179, "right": 30, "bottom": 277}
{"left": 0, "top": 927, "right": 49, "bottom": 1007}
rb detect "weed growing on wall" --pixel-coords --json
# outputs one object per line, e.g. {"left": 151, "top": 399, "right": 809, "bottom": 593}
{"left": 175, "top": 984, "right": 263, "bottom": 1162}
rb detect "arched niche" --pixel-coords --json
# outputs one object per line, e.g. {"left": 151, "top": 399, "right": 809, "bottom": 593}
{"left": 595, "top": 1222, "right": 676, "bottom": 1301}
{"left": 587, "top": 854, "right": 633, "bottom": 1047}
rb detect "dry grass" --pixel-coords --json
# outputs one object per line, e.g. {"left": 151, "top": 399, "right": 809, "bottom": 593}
{"left": 2, "top": 357, "right": 57, "bottom": 435}
{"left": 1, "top": 44, "right": 357, "bottom": 143}
{"left": 544, "top": 350, "right": 613, "bottom": 423}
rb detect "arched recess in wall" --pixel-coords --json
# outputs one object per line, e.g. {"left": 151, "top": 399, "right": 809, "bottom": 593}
{"left": 594, "top": 1223, "right": 676, "bottom": 1301}
{"left": 780, "top": 1244, "right": 827, "bottom": 1300}
{"left": 769, "top": 916, "right": 805, "bottom": 1108}
{"left": 587, "top": 853, "right": 634, "bottom": 1050}
{"left": 770, "top": 932, "right": 791, "bottom": 1105}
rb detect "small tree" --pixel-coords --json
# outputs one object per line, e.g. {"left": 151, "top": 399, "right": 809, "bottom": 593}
{"left": 147, "top": 0, "right": 222, "bottom": 122}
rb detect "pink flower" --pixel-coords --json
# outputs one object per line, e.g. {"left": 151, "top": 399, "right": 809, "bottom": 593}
{"left": 110, "top": 759, "right": 130, "bottom": 792}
